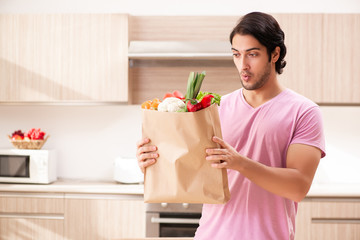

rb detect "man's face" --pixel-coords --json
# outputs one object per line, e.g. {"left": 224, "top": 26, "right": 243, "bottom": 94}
{"left": 231, "top": 34, "right": 272, "bottom": 91}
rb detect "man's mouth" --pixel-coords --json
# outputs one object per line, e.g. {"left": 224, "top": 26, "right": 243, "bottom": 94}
{"left": 241, "top": 72, "right": 251, "bottom": 82}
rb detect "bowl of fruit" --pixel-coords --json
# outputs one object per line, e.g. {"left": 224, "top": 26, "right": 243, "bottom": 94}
{"left": 8, "top": 128, "right": 49, "bottom": 150}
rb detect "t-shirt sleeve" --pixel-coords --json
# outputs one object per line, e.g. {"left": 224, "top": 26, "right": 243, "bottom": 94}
{"left": 291, "top": 106, "right": 326, "bottom": 158}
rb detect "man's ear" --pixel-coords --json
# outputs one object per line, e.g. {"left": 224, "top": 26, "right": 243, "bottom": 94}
{"left": 272, "top": 46, "right": 280, "bottom": 63}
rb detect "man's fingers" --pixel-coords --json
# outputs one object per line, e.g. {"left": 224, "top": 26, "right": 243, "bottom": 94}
{"left": 139, "top": 159, "right": 156, "bottom": 173}
{"left": 136, "top": 138, "right": 150, "bottom": 148}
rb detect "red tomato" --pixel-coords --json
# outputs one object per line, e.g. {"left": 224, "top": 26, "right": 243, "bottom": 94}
{"left": 172, "top": 90, "right": 184, "bottom": 99}
{"left": 163, "top": 92, "right": 175, "bottom": 100}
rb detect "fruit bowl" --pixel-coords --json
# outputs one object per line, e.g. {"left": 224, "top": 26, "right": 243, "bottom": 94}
{"left": 8, "top": 135, "right": 50, "bottom": 150}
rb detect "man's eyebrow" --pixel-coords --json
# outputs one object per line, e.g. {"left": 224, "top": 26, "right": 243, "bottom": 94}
{"left": 231, "top": 47, "right": 260, "bottom": 52}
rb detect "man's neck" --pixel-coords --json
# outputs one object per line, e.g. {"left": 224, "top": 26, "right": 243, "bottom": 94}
{"left": 242, "top": 78, "right": 284, "bottom": 108}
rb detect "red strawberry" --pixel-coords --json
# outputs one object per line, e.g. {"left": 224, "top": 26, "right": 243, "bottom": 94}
{"left": 26, "top": 128, "right": 46, "bottom": 140}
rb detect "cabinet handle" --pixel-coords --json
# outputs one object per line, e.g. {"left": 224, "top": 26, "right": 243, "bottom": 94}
{"left": 151, "top": 217, "right": 199, "bottom": 224}
{"left": 0, "top": 213, "right": 64, "bottom": 220}
{"left": 312, "top": 218, "right": 360, "bottom": 224}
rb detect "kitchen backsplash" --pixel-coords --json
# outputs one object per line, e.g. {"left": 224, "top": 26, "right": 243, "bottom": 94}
{"left": 0, "top": 104, "right": 142, "bottom": 181}
{"left": 0, "top": 105, "right": 359, "bottom": 182}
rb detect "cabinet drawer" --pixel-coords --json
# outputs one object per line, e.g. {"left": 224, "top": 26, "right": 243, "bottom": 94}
{"left": 311, "top": 199, "right": 360, "bottom": 219}
{"left": 0, "top": 192, "right": 64, "bottom": 214}
{"left": 0, "top": 218, "right": 64, "bottom": 240}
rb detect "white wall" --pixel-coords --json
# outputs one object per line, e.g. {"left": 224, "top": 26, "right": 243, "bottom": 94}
{"left": 0, "top": 105, "right": 142, "bottom": 180}
{"left": 1, "top": 0, "right": 359, "bottom": 181}
{"left": 0, "top": 0, "right": 360, "bottom": 15}
{"left": 315, "top": 107, "right": 360, "bottom": 184}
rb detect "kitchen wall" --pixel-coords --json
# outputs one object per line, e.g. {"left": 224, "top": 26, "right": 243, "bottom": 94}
{"left": 0, "top": 0, "right": 360, "bottom": 14}
{"left": 0, "top": 0, "right": 359, "bottom": 181}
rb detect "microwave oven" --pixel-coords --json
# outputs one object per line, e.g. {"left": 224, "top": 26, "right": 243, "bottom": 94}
{"left": 0, "top": 149, "right": 57, "bottom": 184}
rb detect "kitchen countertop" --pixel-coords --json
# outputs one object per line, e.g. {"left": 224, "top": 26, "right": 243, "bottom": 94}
{"left": 307, "top": 183, "right": 360, "bottom": 197}
{"left": 118, "top": 238, "right": 193, "bottom": 240}
{"left": 0, "top": 179, "right": 359, "bottom": 198}
{"left": 0, "top": 178, "right": 144, "bottom": 195}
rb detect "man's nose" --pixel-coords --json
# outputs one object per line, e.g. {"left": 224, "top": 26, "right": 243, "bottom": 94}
{"left": 239, "top": 56, "right": 249, "bottom": 70}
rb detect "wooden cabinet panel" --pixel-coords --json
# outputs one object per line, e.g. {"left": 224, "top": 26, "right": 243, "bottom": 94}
{"left": 275, "top": 14, "right": 323, "bottom": 103}
{"left": 0, "top": 14, "right": 128, "bottom": 102}
{"left": 311, "top": 199, "right": 360, "bottom": 218}
{"left": 322, "top": 14, "right": 360, "bottom": 103}
{"left": 295, "top": 198, "right": 360, "bottom": 240}
{"left": 130, "top": 60, "right": 240, "bottom": 104}
{"left": 311, "top": 200, "right": 360, "bottom": 240}
{"left": 311, "top": 223, "right": 360, "bottom": 240}
{"left": 0, "top": 193, "right": 64, "bottom": 240}
{"left": 0, "top": 193, "right": 64, "bottom": 214}
{"left": 129, "top": 14, "right": 360, "bottom": 104}
{"left": 129, "top": 16, "right": 238, "bottom": 41}
{"left": 64, "top": 197, "right": 145, "bottom": 240}
{"left": 295, "top": 200, "right": 312, "bottom": 240}
{"left": 0, "top": 218, "right": 64, "bottom": 240}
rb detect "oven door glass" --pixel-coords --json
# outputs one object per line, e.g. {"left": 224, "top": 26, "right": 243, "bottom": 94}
{"left": 159, "top": 213, "right": 201, "bottom": 237}
{"left": 0, "top": 155, "right": 30, "bottom": 177}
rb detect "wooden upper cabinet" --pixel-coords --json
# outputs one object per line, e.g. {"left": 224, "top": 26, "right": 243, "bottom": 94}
{"left": 275, "top": 14, "right": 324, "bottom": 103}
{"left": 0, "top": 14, "right": 128, "bottom": 103}
{"left": 267, "top": 14, "right": 360, "bottom": 104}
{"left": 322, "top": 14, "right": 360, "bottom": 104}
{"left": 129, "top": 14, "right": 360, "bottom": 105}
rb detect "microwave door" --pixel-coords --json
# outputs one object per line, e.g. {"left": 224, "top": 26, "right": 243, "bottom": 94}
{"left": 0, "top": 155, "right": 30, "bottom": 178}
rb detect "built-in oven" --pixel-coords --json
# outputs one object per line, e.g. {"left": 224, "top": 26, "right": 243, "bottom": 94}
{"left": 146, "top": 203, "right": 203, "bottom": 237}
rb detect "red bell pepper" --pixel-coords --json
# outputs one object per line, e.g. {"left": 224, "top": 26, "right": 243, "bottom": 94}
{"left": 187, "top": 100, "right": 203, "bottom": 112}
{"left": 200, "top": 94, "right": 214, "bottom": 108}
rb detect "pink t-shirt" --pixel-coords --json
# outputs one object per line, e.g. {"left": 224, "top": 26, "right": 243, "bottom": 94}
{"left": 194, "top": 88, "right": 325, "bottom": 240}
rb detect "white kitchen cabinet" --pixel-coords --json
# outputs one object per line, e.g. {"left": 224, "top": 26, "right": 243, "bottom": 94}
{"left": 295, "top": 198, "right": 360, "bottom": 240}
{"left": 0, "top": 192, "right": 64, "bottom": 240}
{"left": 0, "top": 14, "right": 128, "bottom": 103}
{"left": 64, "top": 194, "right": 145, "bottom": 240}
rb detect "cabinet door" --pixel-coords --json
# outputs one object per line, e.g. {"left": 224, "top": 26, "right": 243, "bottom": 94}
{"left": 310, "top": 199, "right": 360, "bottom": 240}
{"left": 322, "top": 14, "right": 360, "bottom": 103}
{"left": 0, "top": 218, "right": 64, "bottom": 240}
{"left": 275, "top": 14, "right": 323, "bottom": 103}
{"left": 295, "top": 200, "right": 312, "bottom": 240}
{"left": 0, "top": 193, "right": 64, "bottom": 214}
{"left": 0, "top": 193, "right": 64, "bottom": 240}
{"left": 64, "top": 196, "right": 145, "bottom": 240}
{"left": 0, "top": 14, "right": 128, "bottom": 102}
{"left": 311, "top": 222, "right": 360, "bottom": 240}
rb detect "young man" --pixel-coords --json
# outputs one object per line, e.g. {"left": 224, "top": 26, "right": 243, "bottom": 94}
{"left": 137, "top": 12, "right": 325, "bottom": 240}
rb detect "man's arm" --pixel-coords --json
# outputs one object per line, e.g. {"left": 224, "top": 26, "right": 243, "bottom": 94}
{"left": 206, "top": 137, "right": 321, "bottom": 202}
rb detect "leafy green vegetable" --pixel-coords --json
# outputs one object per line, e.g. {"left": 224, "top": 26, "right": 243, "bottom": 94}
{"left": 185, "top": 71, "right": 206, "bottom": 99}
{"left": 196, "top": 91, "right": 221, "bottom": 106}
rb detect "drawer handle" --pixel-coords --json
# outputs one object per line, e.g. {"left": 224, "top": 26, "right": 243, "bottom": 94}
{"left": 151, "top": 217, "right": 199, "bottom": 224}
{"left": 0, "top": 213, "right": 64, "bottom": 220}
{"left": 312, "top": 218, "right": 360, "bottom": 224}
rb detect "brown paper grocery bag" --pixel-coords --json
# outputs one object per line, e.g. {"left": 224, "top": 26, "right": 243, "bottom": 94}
{"left": 142, "top": 103, "right": 230, "bottom": 204}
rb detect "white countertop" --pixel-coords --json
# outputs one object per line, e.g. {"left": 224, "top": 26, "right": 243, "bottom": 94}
{"left": 0, "top": 179, "right": 359, "bottom": 198}
{"left": 0, "top": 178, "right": 144, "bottom": 195}
{"left": 307, "top": 183, "right": 360, "bottom": 197}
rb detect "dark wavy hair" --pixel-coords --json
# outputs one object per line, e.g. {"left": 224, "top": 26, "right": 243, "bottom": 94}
{"left": 230, "top": 12, "right": 287, "bottom": 74}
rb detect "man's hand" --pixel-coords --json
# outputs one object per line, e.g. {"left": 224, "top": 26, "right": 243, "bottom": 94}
{"left": 136, "top": 138, "right": 158, "bottom": 173}
{"left": 205, "top": 136, "right": 243, "bottom": 171}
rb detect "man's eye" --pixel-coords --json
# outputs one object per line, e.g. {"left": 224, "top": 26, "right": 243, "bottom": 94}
{"left": 248, "top": 53, "right": 257, "bottom": 57}
{"left": 233, "top": 53, "right": 240, "bottom": 57}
